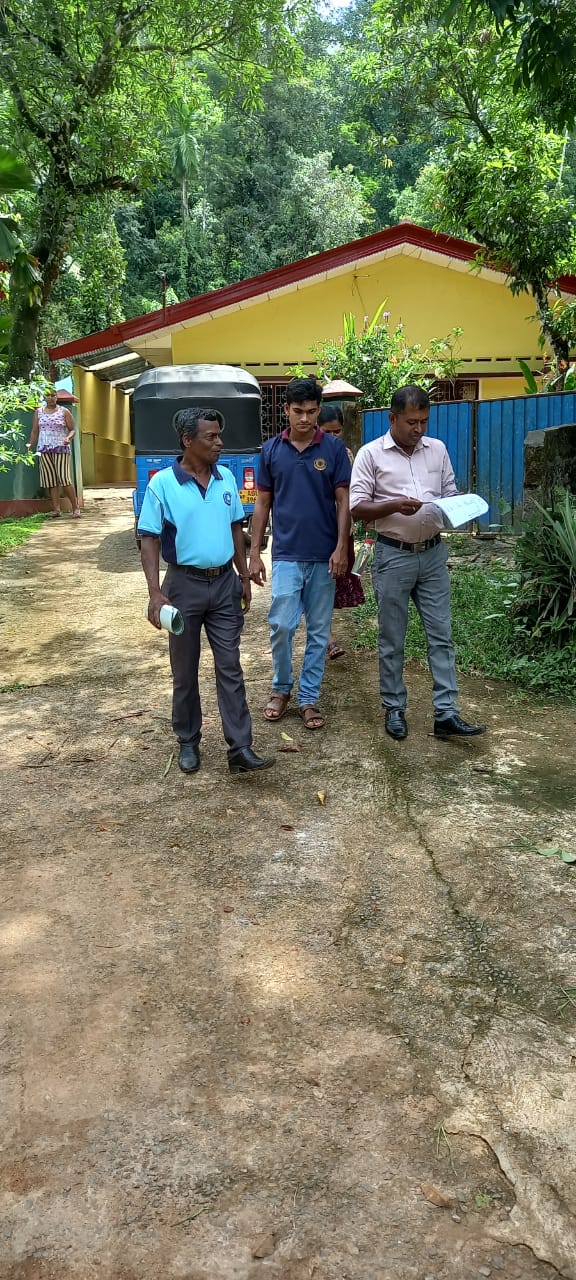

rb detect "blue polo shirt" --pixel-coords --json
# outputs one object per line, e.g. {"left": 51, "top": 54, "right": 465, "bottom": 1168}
{"left": 257, "top": 428, "right": 351, "bottom": 562}
{"left": 137, "top": 458, "right": 244, "bottom": 567}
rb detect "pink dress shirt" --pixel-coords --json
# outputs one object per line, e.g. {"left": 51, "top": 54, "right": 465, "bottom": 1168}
{"left": 350, "top": 430, "right": 458, "bottom": 542}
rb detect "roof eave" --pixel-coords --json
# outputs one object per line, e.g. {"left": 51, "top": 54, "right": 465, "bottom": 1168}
{"left": 47, "top": 220, "right": 576, "bottom": 362}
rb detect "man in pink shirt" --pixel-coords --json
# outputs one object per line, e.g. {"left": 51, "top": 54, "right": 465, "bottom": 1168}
{"left": 350, "top": 384, "right": 485, "bottom": 740}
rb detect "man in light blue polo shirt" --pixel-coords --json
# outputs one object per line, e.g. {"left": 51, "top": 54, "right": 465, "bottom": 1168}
{"left": 139, "top": 407, "right": 275, "bottom": 776}
{"left": 249, "top": 378, "right": 351, "bottom": 731}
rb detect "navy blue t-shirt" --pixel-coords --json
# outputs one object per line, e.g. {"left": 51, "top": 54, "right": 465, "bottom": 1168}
{"left": 257, "top": 428, "right": 351, "bottom": 562}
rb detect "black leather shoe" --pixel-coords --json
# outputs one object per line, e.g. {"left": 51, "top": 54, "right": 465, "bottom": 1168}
{"left": 385, "top": 709, "right": 408, "bottom": 740}
{"left": 178, "top": 743, "right": 201, "bottom": 773}
{"left": 228, "top": 746, "right": 276, "bottom": 774}
{"left": 434, "top": 714, "right": 486, "bottom": 738}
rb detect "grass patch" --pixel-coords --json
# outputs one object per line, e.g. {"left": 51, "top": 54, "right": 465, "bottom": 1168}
{"left": 0, "top": 514, "right": 47, "bottom": 556}
{"left": 352, "top": 561, "right": 576, "bottom": 701}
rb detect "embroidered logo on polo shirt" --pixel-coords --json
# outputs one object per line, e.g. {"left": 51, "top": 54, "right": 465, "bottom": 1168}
{"left": 223, "top": 492, "right": 232, "bottom": 506}
{"left": 314, "top": 458, "right": 327, "bottom": 471}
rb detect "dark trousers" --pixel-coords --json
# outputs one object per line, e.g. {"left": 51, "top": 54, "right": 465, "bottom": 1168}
{"left": 162, "top": 565, "right": 253, "bottom": 756}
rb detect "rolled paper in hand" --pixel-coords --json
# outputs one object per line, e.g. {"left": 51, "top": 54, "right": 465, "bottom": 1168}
{"left": 144, "top": 603, "right": 185, "bottom": 635}
{"left": 160, "top": 604, "right": 185, "bottom": 635}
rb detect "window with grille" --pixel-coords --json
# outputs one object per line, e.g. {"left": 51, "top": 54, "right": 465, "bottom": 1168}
{"left": 260, "top": 382, "right": 291, "bottom": 440}
{"left": 432, "top": 378, "right": 479, "bottom": 402}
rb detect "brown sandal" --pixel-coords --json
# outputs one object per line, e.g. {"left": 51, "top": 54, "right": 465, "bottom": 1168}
{"left": 263, "top": 692, "right": 290, "bottom": 722}
{"left": 298, "top": 705, "right": 325, "bottom": 731}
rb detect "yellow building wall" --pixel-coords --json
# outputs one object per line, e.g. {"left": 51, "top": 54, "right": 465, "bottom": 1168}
{"left": 74, "top": 368, "right": 134, "bottom": 485}
{"left": 170, "top": 253, "right": 542, "bottom": 381}
{"left": 479, "top": 376, "right": 537, "bottom": 400}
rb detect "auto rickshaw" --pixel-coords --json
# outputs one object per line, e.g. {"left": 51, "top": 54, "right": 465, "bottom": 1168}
{"left": 132, "top": 364, "right": 265, "bottom": 546}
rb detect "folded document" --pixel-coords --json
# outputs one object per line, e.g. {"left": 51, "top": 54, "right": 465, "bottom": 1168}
{"left": 432, "top": 494, "right": 489, "bottom": 527}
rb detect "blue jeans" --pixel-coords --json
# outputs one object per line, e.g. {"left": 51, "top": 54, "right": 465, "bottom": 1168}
{"left": 269, "top": 560, "right": 336, "bottom": 707}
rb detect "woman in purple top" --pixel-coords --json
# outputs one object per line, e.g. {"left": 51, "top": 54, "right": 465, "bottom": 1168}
{"left": 28, "top": 389, "right": 81, "bottom": 518}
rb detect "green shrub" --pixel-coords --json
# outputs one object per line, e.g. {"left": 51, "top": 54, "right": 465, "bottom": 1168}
{"left": 291, "top": 303, "right": 463, "bottom": 409}
{"left": 513, "top": 492, "right": 576, "bottom": 644}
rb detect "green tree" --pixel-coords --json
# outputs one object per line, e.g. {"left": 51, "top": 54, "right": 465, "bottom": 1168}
{"left": 357, "top": 0, "right": 576, "bottom": 369}
{"left": 0, "top": 148, "right": 41, "bottom": 358}
{"left": 409, "top": 131, "right": 576, "bottom": 367}
{"left": 0, "top": 0, "right": 298, "bottom": 378}
{"left": 446, "top": 0, "right": 576, "bottom": 129}
{"left": 0, "top": 375, "right": 49, "bottom": 471}
{"left": 117, "top": 54, "right": 375, "bottom": 313}
{"left": 112, "top": 4, "right": 447, "bottom": 315}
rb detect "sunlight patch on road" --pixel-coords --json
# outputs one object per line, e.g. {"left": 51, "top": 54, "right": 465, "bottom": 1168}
{"left": 0, "top": 912, "right": 51, "bottom": 951}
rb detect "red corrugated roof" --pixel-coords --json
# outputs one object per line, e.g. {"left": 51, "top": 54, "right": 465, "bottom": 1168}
{"left": 47, "top": 221, "right": 576, "bottom": 361}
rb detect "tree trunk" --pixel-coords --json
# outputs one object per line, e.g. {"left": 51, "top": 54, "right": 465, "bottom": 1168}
{"left": 6, "top": 295, "right": 43, "bottom": 380}
{"left": 533, "top": 285, "right": 571, "bottom": 389}
{"left": 6, "top": 172, "right": 77, "bottom": 380}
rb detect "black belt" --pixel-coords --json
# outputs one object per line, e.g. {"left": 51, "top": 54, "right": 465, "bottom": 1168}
{"left": 175, "top": 559, "right": 232, "bottom": 578}
{"left": 377, "top": 533, "right": 441, "bottom": 554}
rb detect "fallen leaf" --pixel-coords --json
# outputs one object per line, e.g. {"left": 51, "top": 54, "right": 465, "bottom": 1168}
{"left": 239, "top": 1015, "right": 251, "bottom": 1026}
{"left": 251, "top": 1232, "right": 276, "bottom": 1259}
{"left": 223, "top": 905, "right": 234, "bottom": 913}
{"left": 162, "top": 750, "right": 174, "bottom": 778}
{"left": 536, "top": 846, "right": 560, "bottom": 857}
{"left": 561, "top": 850, "right": 576, "bottom": 864}
{"left": 420, "top": 1182, "right": 452, "bottom": 1209}
{"left": 317, "top": 791, "right": 326, "bottom": 805}
{"left": 300, "top": 1073, "right": 320, "bottom": 1087}
{"left": 281, "top": 824, "right": 294, "bottom": 831}
{"left": 280, "top": 731, "right": 294, "bottom": 741}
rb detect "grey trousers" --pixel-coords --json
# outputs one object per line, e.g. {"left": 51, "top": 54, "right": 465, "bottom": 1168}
{"left": 371, "top": 539, "right": 459, "bottom": 718}
{"left": 162, "top": 565, "right": 253, "bottom": 755}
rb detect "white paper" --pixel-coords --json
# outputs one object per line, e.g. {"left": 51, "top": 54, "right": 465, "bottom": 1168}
{"left": 432, "top": 494, "right": 489, "bottom": 527}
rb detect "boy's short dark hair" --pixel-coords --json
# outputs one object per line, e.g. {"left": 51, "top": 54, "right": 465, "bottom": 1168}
{"left": 390, "top": 384, "right": 430, "bottom": 412}
{"left": 173, "top": 406, "right": 224, "bottom": 446}
{"left": 285, "top": 377, "right": 323, "bottom": 406}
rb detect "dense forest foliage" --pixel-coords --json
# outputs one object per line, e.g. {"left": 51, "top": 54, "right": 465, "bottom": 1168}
{"left": 1, "top": 0, "right": 576, "bottom": 374}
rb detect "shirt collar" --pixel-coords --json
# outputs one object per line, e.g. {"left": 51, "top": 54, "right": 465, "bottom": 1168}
{"left": 281, "top": 427, "right": 324, "bottom": 445}
{"left": 172, "top": 456, "right": 222, "bottom": 485}
{"left": 383, "top": 430, "right": 429, "bottom": 452}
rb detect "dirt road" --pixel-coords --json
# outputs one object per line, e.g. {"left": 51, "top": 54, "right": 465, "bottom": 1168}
{"left": 1, "top": 492, "right": 575, "bottom": 1280}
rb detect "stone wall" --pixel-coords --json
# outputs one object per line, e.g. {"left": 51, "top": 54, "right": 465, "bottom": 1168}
{"left": 524, "top": 422, "right": 576, "bottom": 513}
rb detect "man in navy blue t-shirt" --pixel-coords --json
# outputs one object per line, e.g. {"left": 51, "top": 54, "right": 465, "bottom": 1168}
{"left": 249, "top": 378, "right": 351, "bottom": 731}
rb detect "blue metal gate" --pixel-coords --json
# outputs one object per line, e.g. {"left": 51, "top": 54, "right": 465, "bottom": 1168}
{"left": 476, "top": 391, "right": 576, "bottom": 529}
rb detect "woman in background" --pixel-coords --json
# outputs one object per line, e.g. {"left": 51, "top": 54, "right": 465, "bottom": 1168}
{"left": 28, "top": 388, "right": 81, "bottom": 518}
{"left": 318, "top": 404, "right": 364, "bottom": 658}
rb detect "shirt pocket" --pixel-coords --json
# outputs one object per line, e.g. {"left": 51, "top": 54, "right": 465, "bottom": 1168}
{"left": 423, "top": 458, "right": 442, "bottom": 496}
